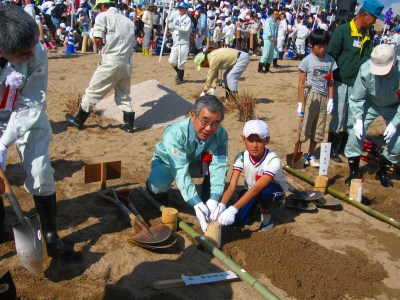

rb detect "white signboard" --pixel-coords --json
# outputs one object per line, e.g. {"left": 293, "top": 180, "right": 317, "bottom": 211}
{"left": 154, "top": 0, "right": 170, "bottom": 6}
{"left": 182, "top": 271, "right": 238, "bottom": 286}
{"left": 319, "top": 142, "right": 331, "bottom": 176}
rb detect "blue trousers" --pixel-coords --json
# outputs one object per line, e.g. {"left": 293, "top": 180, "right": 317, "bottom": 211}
{"left": 233, "top": 181, "right": 285, "bottom": 227}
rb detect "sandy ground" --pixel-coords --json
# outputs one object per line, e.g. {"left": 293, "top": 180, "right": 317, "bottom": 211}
{"left": 0, "top": 48, "right": 399, "bottom": 299}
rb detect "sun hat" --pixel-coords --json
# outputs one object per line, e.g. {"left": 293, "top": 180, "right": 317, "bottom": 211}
{"left": 195, "top": 5, "right": 204, "bottom": 11}
{"left": 216, "top": 20, "right": 222, "bottom": 24}
{"left": 194, "top": 52, "right": 205, "bottom": 71}
{"left": 361, "top": 0, "right": 384, "bottom": 20}
{"left": 370, "top": 44, "right": 396, "bottom": 75}
{"left": 243, "top": 120, "right": 270, "bottom": 139}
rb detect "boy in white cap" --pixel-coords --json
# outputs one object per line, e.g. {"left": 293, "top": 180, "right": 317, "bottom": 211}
{"left": 215, "top": 119, "right": 288, "bottom": 232}
{"left": 344, "top": 44, "right": 400, "bottom": 188}
{"left": 213, "top": 20, "right": 223, "bottom": 48}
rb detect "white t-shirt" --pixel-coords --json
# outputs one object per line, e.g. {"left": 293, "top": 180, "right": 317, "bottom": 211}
{"left": 233, "top": 149, "right": 289, "bottom": 191}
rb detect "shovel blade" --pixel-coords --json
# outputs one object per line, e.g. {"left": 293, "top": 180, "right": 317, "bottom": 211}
{"left": 130, "top": 223, "right": 171, "bottom": 244}
{"left": 291, "top": 190, "right": 324, "bottom": 201}
{"left": 286, "top": 152, "right": 304, "bottom": 169}
{"left": 12, "top": 214, "right": 43, "bottom": 275}
{"left": 316, "top": 195, "right": 341, "bottom": 207}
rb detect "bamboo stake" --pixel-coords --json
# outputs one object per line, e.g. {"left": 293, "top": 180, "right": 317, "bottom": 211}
{"left": 162, "top": 207, "right": 178, "bottom": 231}
{"left": 314, "top": 175, "right": 328, "bottom": 194}
{"left": 349, "top": 179, "right": 363, "bottom": 203}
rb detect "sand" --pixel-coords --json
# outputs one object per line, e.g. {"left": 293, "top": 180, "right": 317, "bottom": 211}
{"left": 0, "top": 49, "right": 399, "bottom": 299}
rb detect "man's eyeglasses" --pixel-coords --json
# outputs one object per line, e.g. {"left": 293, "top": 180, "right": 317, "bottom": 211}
{"left": 197, "top": 117, "right": 221, "bottom": 129}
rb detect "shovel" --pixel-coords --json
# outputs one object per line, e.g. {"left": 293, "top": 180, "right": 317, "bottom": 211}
{"left": 0, "top": 169, "right": 43, "bottom": 275}
{"left": 286, "top": 84, "right": 313, "bottom": 169}
{"left": 287, "top": 183, "right": 324, "bottom": 201}
{"left": 99, "top": 190, "right": 172, "bottom": 246}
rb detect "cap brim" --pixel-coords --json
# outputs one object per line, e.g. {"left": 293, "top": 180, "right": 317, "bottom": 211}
{"left": 378, "top": 13, "right": 385, "bottom": 21}
{"left": 370, "top": 60, "right": 394, "bottom": 75}
{"left": 93, "top": 3, "right": 99, "bottom": 10}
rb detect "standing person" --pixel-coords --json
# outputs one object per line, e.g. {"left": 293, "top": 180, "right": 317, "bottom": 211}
{"left": 168, "top": 1, "right": 192, "bottom": 85}
{"left": 194, "top": 47, "right": 251, "bottom": 98}
{"left": 295, "top": 19, "right": 311, "bottom": 60}
{"left": 0, "top": 5, "right": 64, "bottom": 256}
{"left": 215, "top": 120, "right": 287, "bottom": 232}
{"left": 259, "top": 8, "right": 278, "bottom": 73}
{"left": 146, "top": 95, "right": 228, "bottom": 232}
{"left": 213, "top": 20, "right": 223, "bottom": 48}
{"left": 327, "top": 0, "right": 384, "bottom": 163}
{"left": 297, "top": 29, "right": 337, "bottom": 167}
{"left": 141, "top": 4, "right": 153, "bottom": 56}
{"left": 194, "top": 5, "right": 208, "bottom": 53}
{"left": 344, "top": 44, "right": 400, "bottom": 187}
{"left": 277, "top": 11, "right": 288, "bottom": 60}
{"left": 65, "top": 0, "right": 135, "bottom": 133}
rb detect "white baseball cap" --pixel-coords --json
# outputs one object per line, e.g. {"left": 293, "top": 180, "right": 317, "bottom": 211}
{"left": 216, "top": 20, "right": 222, "bottom": 24}
{"left": 60, "top": 22, "right": 66, "bottom": 28}
{"left": 370, "top": 44, "right": 396, "bottom": 75}
{"left": 243, "top": 120, "right": 270, "bottom": 139}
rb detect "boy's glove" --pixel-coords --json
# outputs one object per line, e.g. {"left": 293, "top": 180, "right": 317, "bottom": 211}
{"left": 218, "top": 206, "right": 238, "bottom": 226}
{"left": 208, "top": 88, "right": 215, "bottom": 95}
{"left": 211, "top": 202, "right": 226, "bottom": 221}
{"left": 327, "top": 98, "right": 334, "bottom": 114}
{"left": 194, "top": 202, "right": 210, "bottom": 232}
{"left": 383, "top": 122, "right": 397, "bottom": 142}
{"left": 297, "top": 102, "right": 303, "bottom": 116}
{"left": 206, "top": 199, "right": 219, "bottom": 216}
{"left": 354, "top": 119, "right": 364, "bottom": 140}
{"left": 0, "top": 143, "right": 8, "bottom": 171}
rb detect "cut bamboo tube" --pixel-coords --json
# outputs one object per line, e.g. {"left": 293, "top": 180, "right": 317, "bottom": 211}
{"left": 82, "top": 34, "right": 88, "bottom": 53}
{"left": 349, "top": 179, "right": 363, "bottom": 203}
{"left": 314, "top": 175, "right": 328, "bottom": 193}
{"left": 205, "top": 221, "right": 221, "bottom": 248}
{"left": 249, "top": 32, "right": 254, "bottom": 49}
{"left": 161, "top": 207, "right": 178, "bottom": 231}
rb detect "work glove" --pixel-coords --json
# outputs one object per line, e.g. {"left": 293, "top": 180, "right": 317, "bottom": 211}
{"left": 194, "top": 202, "right": 210, "bottom": 232}
{"left": 383, "top": 122, "right": 397, "bottom": 142}
{"left": 327, "top": 98, "right": 334, "bottom": 114}
{"left": 0, "top": 142, "right": 8, "bottom": 171}
{"left": 211, "top": 202, "right": 226, "bottom": 221}
{"left": 297, "top": 102, "right": 303, "bottom": 116}
{"left": 208, "top": 88, "right": 215, "bottom": 96}
{"left": 354, "top": 119, "right": 364, "bottom": 140}
{"left": 217, "top": 205, "right": 238, "bottom": 226}
{"left": 200, "top": 91, "right": 206, "bottom": 97}
{"left": 206, "top": 199, "right": 219, "bottom": 216}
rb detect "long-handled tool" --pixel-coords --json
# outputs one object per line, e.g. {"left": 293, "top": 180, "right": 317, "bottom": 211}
{"left": 286, "top": 84, "right": 312, "bottom": 169}
{"left": 99, "top": 189, "right": 173, "bottom": 247}
{"left": 0, "top": 169, "right": 43, "bottom": 275}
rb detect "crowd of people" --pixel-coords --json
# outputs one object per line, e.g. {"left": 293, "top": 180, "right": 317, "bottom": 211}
{"left": 0, "top": 0, "right": 400, "bottom": 259}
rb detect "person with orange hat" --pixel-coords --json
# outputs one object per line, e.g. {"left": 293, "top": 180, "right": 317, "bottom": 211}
{"left": 344, "top": 44, "right": 400, "bottom": 188}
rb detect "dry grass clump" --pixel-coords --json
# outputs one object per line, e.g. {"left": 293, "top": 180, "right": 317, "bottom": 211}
{"left": 62, "top": 90, "right": 83, "bottom": 115}
{"left": 224, "top": 89, "right": 258, "bottom": 122}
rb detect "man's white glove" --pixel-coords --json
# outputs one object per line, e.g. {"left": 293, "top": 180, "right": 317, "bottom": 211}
{"left": 327, "top": 98, "right": 334, "bottom": 114}
{"left": 206, "top": 199, "right": 219, "bottom": 216}
{"left": 0, "top": 143, "right": 8, "bottom": 171}
{"left": 211, "top": 202, "right": 226, "bottom": 221}
{"left": 194, "top": 202, "right": 210, "bottom": 232}
{"left": 383, "top": 122, "right": 397, "bottom": 142}
{"left": 200, "top": 91, "right": 206, "bottom": 97}
{"left": 297, "top": 102, "right": 303, "bottom": 116}
{"left": 207, "top": 88, "right": 215, "bottom": 95}
{"left": 217, "top": 206, "right": 238, "bottom": 226}
{"left": 354, "top": 119, "right": 364, "bottom": 140}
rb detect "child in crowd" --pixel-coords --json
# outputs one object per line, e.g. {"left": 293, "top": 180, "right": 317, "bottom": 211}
{"left": 42, "top": 24, "right": 57, "bottom": 50}
{"left": 214, "top": 120, "right": 288, "bottom": 232}
{"left": 136, "top": 31, "right": 144, "bottom": 52}
{"left": 213, "top": 20, "right": 223, "bottom": 48}
{"left": 297, "top": 29, "right": 337, "bottom": 167}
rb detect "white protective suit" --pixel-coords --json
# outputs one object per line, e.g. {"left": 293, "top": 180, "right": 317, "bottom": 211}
{"left": 0, "top": 43, "right": 55, "bottom": 196}
{"left": 168, "top": 13, "right": 192, "bottom": 70}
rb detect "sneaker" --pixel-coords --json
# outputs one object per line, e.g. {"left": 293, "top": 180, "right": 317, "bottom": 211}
{"left": 304, "top": 154, "right": 310, "bottom": 166}
{"left": 259, "top": 213, "right": 274, "bottom": 232}
{"left": 309, "top": 155, "right": 320, "bottom": 167}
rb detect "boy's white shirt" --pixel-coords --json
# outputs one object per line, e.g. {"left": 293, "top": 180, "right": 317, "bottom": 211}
{"left": 232, "top": 149, "right": 289, "bottom": 191}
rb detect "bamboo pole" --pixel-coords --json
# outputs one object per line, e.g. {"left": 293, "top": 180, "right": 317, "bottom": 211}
{"left": 283, "top": 165, "right": 400, "bottom": 230}
{"left": 139, "top": 187, "right": 280, "bottom": 300}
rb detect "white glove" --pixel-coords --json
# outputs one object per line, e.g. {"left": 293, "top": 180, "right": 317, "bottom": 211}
{"left": 0, "top": 143, "right": 8, "bottom": 171}
{"left": 207, "top": 88, "right": 215, "bottom": 96}
{"left": 211, "top": 202, "right": 226, "bottom": 221}
{"left": 217, "top": 206, "right": 238, "bottom": 226}
{"left": 206, "top": 199, "right": 219, "bottom": 216}
{"left": 200, "top": 91, "right": 206, "bottom": 97}
{"left": 354, "top": 119, "right": 364, "bottom": 140}
{"left": 194, "top": 202, "right": 210, "bottom": 232}
{"left": 327, "top": 98, "right": 334, "bottom": 114}
{"left": 297, "top": 102, "right": 303, "bottom": 116}
{"left": 383, "top": 122, "right": 397, "bottom": 142}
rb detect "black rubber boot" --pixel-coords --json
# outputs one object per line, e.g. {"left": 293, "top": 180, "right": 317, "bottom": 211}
{"left": 0, "top": 197, "right": 5, "bottom": 243}
{"left": 264, "top": 63, "right": 270, "bottom": 73}
{"left": 279, "top": 51, "right": 284, "bottom": 60}
{"left": 375, "top": 156, "right": 393, "bottom": 188}
{"left": 200, "top": 175, "right": 210, "bottom": 202}
{"left": 328, "top": 131, "right": 343, "bottom": 163}
{"left": 273, "top": 58, "right": 278, "bottom": 68}
{"left": 338, "top": 132, "right": 349, "bottom": 155}
{"left": 176, "top": 69, "right": 184, "bottom": 85}
{"left": 345, "top": 156, "right": 360, "bottom": 186}
{"left": 173, "top": 66, "right": 179, "bottom": 80}
{"left": 33, "top": 194, "right": 65, "bottom": 257}
{"left": 120, "top": 111, "right": 135, "bottom": 133}
{"left": 65, "top": 107, "right": 90, "bottom": 130}
{"left": 258, "top": 62, "right": 264, "bottom": 73}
